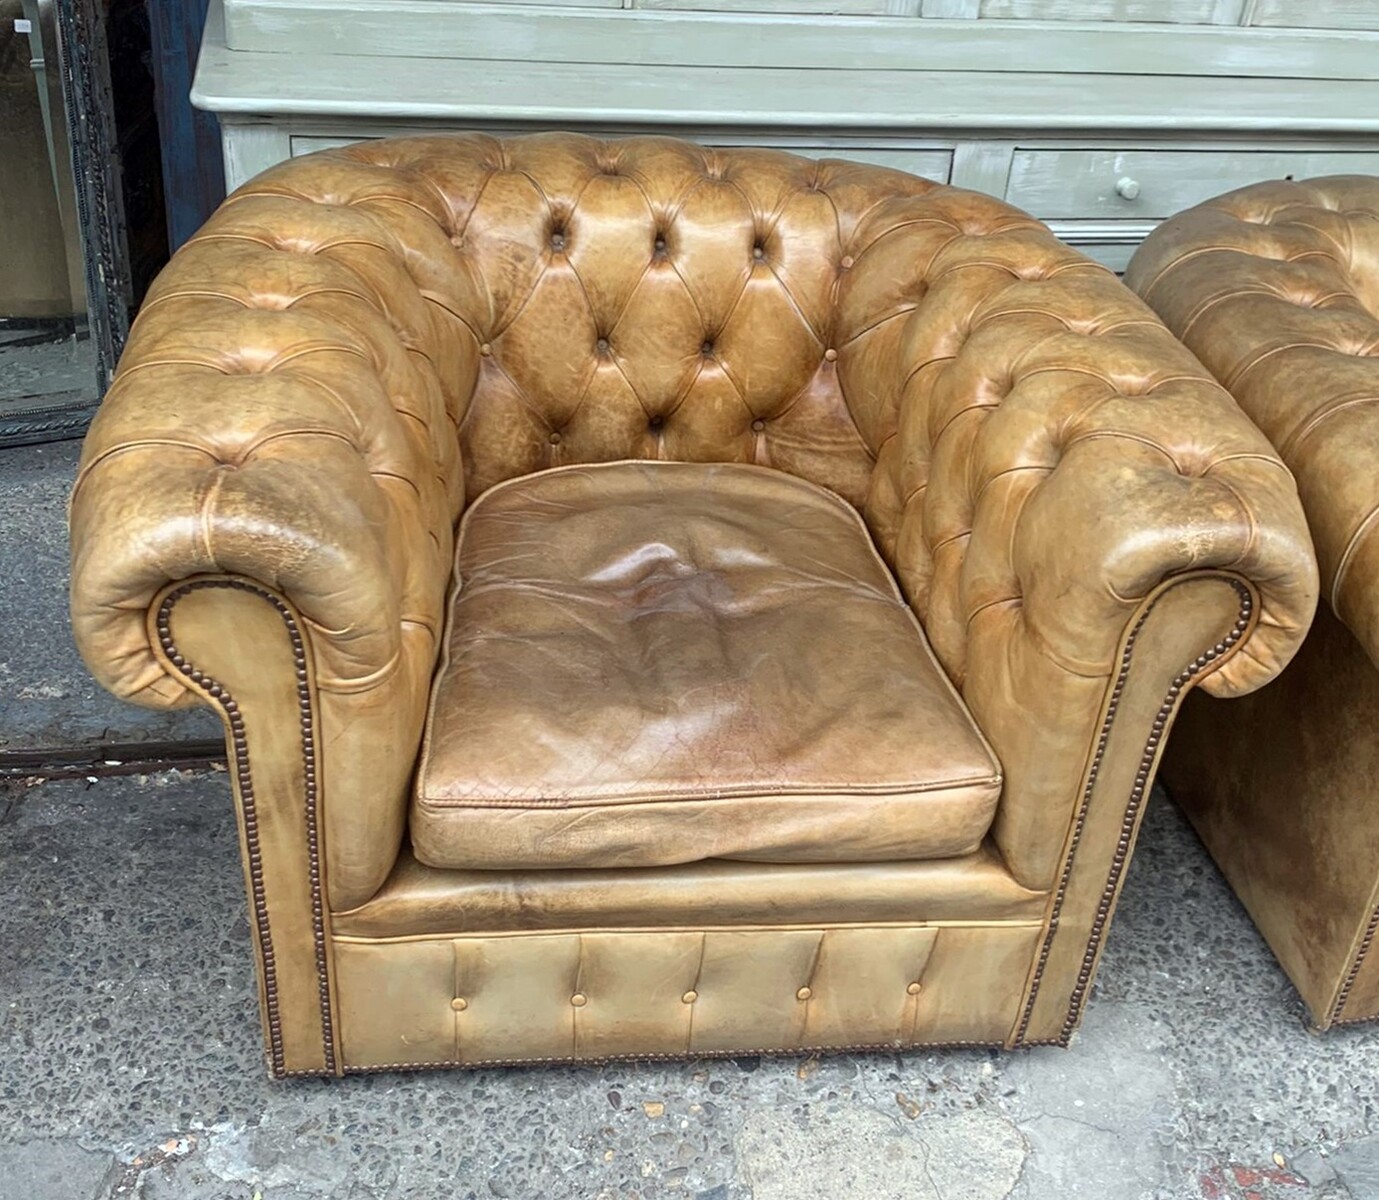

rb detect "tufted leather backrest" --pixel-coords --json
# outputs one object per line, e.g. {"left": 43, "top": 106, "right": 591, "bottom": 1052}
{"left": 261, "top": 133, "right": 938, "bottom": 507}
{"left": 1127, "top": 176, "right": 1379, "bottom": 667}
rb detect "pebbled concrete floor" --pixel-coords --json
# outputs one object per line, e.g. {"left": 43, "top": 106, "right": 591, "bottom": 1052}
{"left": 4, "top": 440, "right": 1379, "bottom": 1200}
{"left": 5, "top": 771, "right": 1379, "bottom": 1200}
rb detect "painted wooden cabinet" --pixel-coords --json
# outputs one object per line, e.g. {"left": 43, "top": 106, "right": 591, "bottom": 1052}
{"left": 193, "top": 0, "right": 1379, "bottom": 271}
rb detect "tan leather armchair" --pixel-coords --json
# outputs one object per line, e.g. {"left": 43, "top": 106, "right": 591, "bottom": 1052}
{"left": 1127, "top": 176, "right": 1379, "bottom": 1029}
{"left": 70, "top": 134, "right": 1317, "bottom": 1077}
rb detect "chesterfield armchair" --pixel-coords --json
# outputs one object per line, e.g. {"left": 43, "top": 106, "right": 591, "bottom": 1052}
{"left": 1128, "top": 176, "right": 1379, "bottom": 1029}
{"left": 70, "top": 135, "right": 1317, "bottom": 1077}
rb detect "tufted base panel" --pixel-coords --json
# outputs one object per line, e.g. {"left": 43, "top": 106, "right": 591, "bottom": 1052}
{"left": 331, "top": 922, "right": 1044, "bottom": 1069}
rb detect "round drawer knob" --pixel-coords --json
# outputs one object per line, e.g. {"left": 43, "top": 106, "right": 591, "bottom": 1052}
{"left": 1115, "top": 176, "right": 1141, "bottom": 201}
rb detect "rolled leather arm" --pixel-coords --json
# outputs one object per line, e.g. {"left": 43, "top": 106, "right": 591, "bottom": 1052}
{"left": 70, "top": 182, "right": 478, "bottom": 910}
{"left": 836, "top": 185, "right": 1318, "bottom": 702}
{"left": 835, "top": 186, "right": 1319, "bottom": 890}
{"left": 70, "top": 187, "right": 472, "bottom": 709}
{"left": 1126, "top": 176, "right": 1379, "bottom": 667}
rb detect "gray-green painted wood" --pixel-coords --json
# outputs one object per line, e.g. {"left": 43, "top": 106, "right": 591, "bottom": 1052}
{"left": 1006, "top": 147, "right": 1379, "bottom": 218}
{"left": 1250, "top": 0, "right": 1379, "bottom": 29}
{"left": 200, "top": 0, "right": 1379, "bottom": 282}
{"left": 636, "top": 0, "right": 921, "bottom": 11}
{"left": 981, "top": 0, "right": 1244, "bottom": 22}
{"left": 192, "top": 9, "right": 1379, "bottom": 131}
{"left": 219, "top": 0, "right": 1379, "bottom": 81}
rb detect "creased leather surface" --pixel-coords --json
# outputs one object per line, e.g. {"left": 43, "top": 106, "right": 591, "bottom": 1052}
{"left": 1129, "top": 175, "right": 1379, "bottom": 1026}
{"left": 416, "top": 460, "right": 1001, "bottom": 870}
{"left": 1163, "top": 605, "right": 1379, "bottom": 1027}
{"left": 334, "top": 843, "right": 1046, "bottom": 938}
{"left": 1127, "top": 175, "right": 1379, "bottom": 666}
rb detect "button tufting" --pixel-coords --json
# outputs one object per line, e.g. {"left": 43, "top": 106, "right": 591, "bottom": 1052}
{"left": 550, "top": 230, "right": 566, "bottom": 251}
{"left": 648, "top": 414, "right": 665, "bottom": 432}
{"left": 681, "top": 990, "right": 698, "bottom": 1005}
{"left": 654, "top": 235, "right": 667, "bottom": 254}
{"left": 451, "top": 997, "right": 469, "bottom": 1011}
{"left": 548, "top": 431, "right": 562, "bottom": 446}
{"left": 906, "top": 982, "right": 923, "bottom": 996}
{"left": 570, "top": 992, "right": 588, "bottom": 1007}
{"left": 479, "top": 343, "right": 492, "bottom": 357}
{"left": 701, "top": 340, "right": 715, "bottom": 356}
{"left": 596, "top": 337, "right": 610, "bottom": 354}
{"left": 751, "top": 419, "right": 765, "bottom": 433}
{"left": 796, "top": 986, "right": 813, "bottom": 1001}
{"left": 840, "top": 255, "right": 854, "bottom": 270}
{"left": 824, "top": 348, "right": 838, "bottom": 362}
{"left": 752, "top": 244, "right": 765, "bottom": 260}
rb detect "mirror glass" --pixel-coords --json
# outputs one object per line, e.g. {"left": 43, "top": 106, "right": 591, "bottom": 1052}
{"left": 0, "top": 0, "right": 100, "bottom": 431}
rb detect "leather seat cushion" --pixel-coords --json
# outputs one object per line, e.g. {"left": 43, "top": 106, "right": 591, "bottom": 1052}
{"left": 413, "top": 461, "right": 1002, "bottom": 870}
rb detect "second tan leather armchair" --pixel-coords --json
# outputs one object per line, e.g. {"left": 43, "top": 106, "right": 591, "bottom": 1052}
{"left": 69, "top": 134, "right": 1317, "bottom": 1076}
{"left": 1128, "top": 176, "right": 1379, "bottom": 1029}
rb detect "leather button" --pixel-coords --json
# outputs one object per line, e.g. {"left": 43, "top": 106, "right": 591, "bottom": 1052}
{"left": 570, "top": 992, "right": 588, "bottom": 1007}
{"left": 548, "top": 431, "right": 562, "bottom": 446}
{"left": 596, "top": 337, "right": 610, "bottom": 354}
{"left": 840, "top": 255, "right": 854, "bottom": 270}
{"left": 681, "top": 990, "right": 698, "bottom": 1005}
{"left": 751, "top": 419, "right": 765, "bottom": 433}
{"left": 906, "top": 982, "right": 923, "bottom": 996}
{"left": 450, "top": 997, "right": 468, "bottom": 1011}
{"left": 479, "top": 343, "right": 492, "bottom": 357}
{"left": 654, "top": 235, "right": 667, "bottom": 254}
{"left": 648, "top": 415, "right": 665, "bottom": 432}
{"left": 796, "top": 986, "right": 813, "bottom": 1002}
{"left": 824, "top": 348, "right": 838, "bottom": 362}
{"left": 701, "top": 340, "right": 715, "bottom": 356}
{"left": 752, "top": 244, "right": 765, "bottom": 260}
{"left": 551, "top": 231, "right": 566, "bottom": 251}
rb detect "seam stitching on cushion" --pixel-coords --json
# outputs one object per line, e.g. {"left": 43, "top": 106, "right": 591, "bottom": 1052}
{"left": 419, "top": 776, "right": 1002, "bottom": 809}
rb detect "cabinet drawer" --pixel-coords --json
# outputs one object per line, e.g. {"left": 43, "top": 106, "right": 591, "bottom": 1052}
{"left": 1006, "top": 149, "right": 1379, "bottom": 219}
{"left": 289, "top": 132, "right": 952, "bottom": 183}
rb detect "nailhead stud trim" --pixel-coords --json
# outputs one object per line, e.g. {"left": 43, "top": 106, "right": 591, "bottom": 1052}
{"left": 1331, "top": 900, "right": 1379, "bottom": 1026}
{"left": 1015, "top": 580, "right": 1252, "bottom": 1045}
{"left": 158, "top": 579, "right": 337, "bottom": 1078}
{"left": 307, "top": 1037, "right": 1014, "bottom": 1077}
